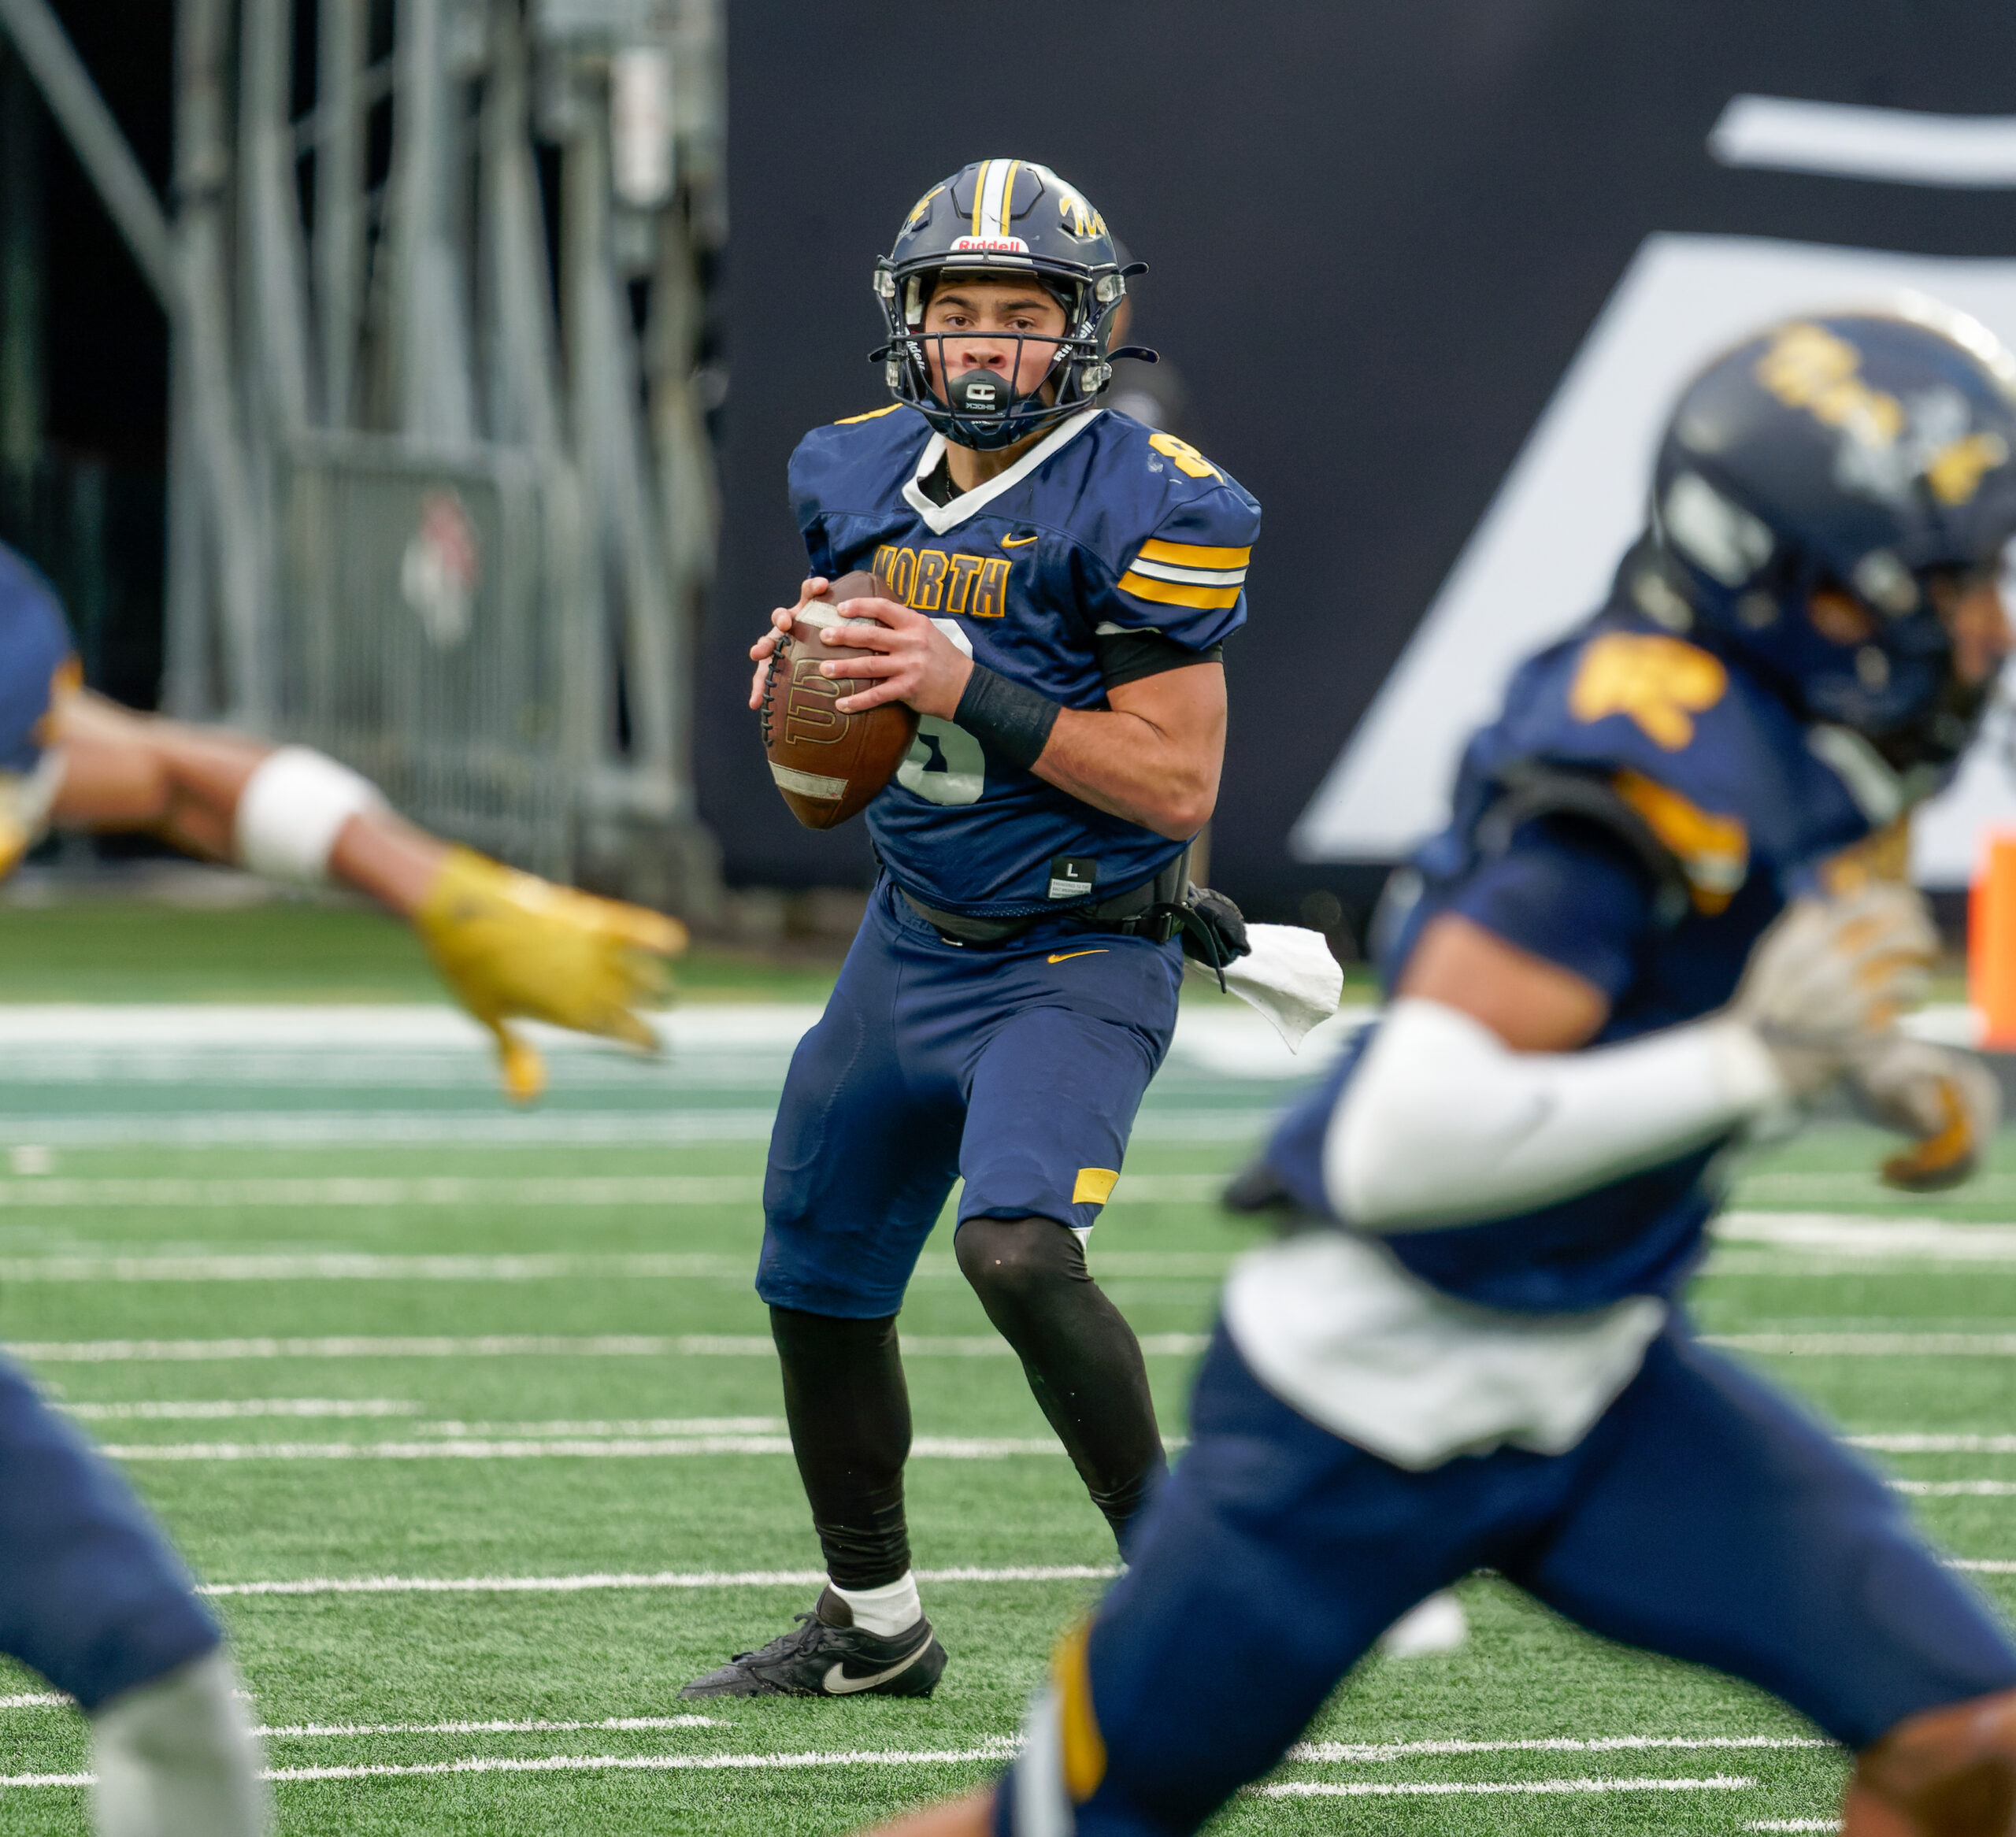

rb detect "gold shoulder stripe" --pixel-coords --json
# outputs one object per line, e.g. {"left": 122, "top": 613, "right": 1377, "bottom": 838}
{"left": 1117, "top": 570, "right": 1242, "bottom": 611}
{"left": 833, "top": 404, "right": 904, "bottom": 425}
{"left": 1613, "top": 769, "right": 1748, "bottom": 913}
{"left": 1136, "top": 537, "right": 1252, "bottom": 570}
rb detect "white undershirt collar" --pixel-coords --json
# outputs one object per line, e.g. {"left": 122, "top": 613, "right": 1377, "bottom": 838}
{"left": 902, "top": 409, "right": 1102, "bottom": 535}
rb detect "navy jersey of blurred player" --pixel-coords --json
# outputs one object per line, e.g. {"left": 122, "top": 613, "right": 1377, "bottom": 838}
{"left": 684, "top": 161, "right": 1258, "bottom": 1701}
{"left": 873, "top": 311, "right": 2016, "bottom": 1837}
{"left": 791, "top": 401, "right": 1254, "bottom": 916}
{"left": 0, "top": 554, "right": 268, "bottom": 1837}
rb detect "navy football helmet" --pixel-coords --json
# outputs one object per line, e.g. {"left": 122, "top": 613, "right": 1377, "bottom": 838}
{"left": 872, "top": 161, "right": 1148, "bottom": 450}
{"left": 1639, "top": 305, "right": 2016, "bottom": 771}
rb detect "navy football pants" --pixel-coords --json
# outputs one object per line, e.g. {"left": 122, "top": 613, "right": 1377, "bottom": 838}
{"left": 0, "top": 1356, "right": 218, "bottom": 1709}
{"left": 758, "top": 876, "right": 1182, "bottom": 1317}
{"left": 998, "top": 1322, "right": 2016, "bottom": 1836}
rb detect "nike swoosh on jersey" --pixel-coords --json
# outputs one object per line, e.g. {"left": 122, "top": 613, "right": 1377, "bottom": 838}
{"left": 1047, "top": 949, "right": 1109, "bottom": 964}
{"left": 1001, "top": 533, "right": 1040, "bottom": 547}
{"left": 822, "top": 1634, "right": 933, "bottom": 1695}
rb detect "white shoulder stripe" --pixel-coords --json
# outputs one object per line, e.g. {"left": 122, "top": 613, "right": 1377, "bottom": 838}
{"left": 1125, "top": 558, "right": 1248, "bottom": 588}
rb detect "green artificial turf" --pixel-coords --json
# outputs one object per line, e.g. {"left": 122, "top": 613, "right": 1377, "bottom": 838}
{"left": 0, "top": 991, "right": 2003, "bottom": 1831}
{"left": 0, "top": 899, "right": 847, "bottom": 1006}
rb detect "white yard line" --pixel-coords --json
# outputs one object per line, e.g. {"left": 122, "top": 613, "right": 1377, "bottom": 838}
{"left": 1288, "top": 1736, "right": 1830, "bottom": 1760}
{"left": 0, "top": 1110, "right": 1269, "bottom": 1148}
{"left": 255, "top": 1716, "right": 721, "bottom": 1738}
{"left": 0, "top": 1176, "right": 761, "bottom": 1212}
{"left": 1705, "top": 1335, "right": 2016, "bottom": 1357}
{"left": 62, "top": 1399, "right": 421, "bottom": 1420}
{"left": 1851, "top": 1435, "right": 2016, "bottom": 1453}
{"left": 1893, "top": 1480, "right": 2016, "bottom": 1495}
{"left": 98, "top": 1434, "right": 1096, "bottom": 1461}
{"left": 0, "top": 1242, "right": 1229, "bottom": 1284}
{"left": 1254, "top": 1775, "right": 1755, "bottom": 1798}
{"left": 198, "top": 1565, "right": 1118, "bottom": 1598}
{"left": 0, "top": 1253, "right": 758, "bottom": 1283}
{"left": 0, "top": 1174, "right": 1228, "bottom": 1213}
{"left": 13, "top": 1333, "right": 1210, "bottom": 1364}
{"left": 1713, "top": 1213, "right": 2016, "bottom": 1264}
{"left": 0, "top": 1740, "right": 1024, "bottom": 1789}
{"left": 1748, "top": 1823, "right": 1840, "bottom": 1832}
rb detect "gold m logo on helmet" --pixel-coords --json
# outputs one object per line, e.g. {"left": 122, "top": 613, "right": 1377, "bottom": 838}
{"left": 904, "top": 184, "right": 944, "bottom": 230}
{"left": 1569, "top": 632, "right": 1728, "bottom": 751}
{"left": 1057, "top": 189, "right": 1106, "bottom": 239}
{"left": 1927, "top": 430, "right": 2011, "bottom": 505}
{"left": 1755, "top": 323, "right": 1905, "bottom": 448}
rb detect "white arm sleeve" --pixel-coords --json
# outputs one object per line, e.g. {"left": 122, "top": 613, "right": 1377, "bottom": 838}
{"left": 1325, "top": 997, "right": 1789, "bottom": 1231}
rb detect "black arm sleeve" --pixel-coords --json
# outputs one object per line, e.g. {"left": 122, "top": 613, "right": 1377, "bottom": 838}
{"left": 1095, "top": 627, "right": 1225, "bottom": 689}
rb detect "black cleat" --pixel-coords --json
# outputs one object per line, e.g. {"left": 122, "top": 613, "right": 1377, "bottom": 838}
{"left": 1220, "top": 1155, "right": 1296, "bottom": 1215}
{"left": 680, "top": 1587, "right": 948, "bottom": 1699}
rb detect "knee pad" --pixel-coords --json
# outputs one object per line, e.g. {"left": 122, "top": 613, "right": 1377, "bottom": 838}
{"left": 90, "top": 1649, "right": 269, "bottom": 1837}
{"left": 956, "top": 1216, "right": 1086, "bottom": 1309}
{"left": 1856, "top": 1689, "right": 2016, "bottom": 1837}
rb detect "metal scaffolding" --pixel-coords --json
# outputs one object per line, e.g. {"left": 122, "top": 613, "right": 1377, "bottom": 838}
{"left": 0, "top": 0, "right": 724, "bottom": 909}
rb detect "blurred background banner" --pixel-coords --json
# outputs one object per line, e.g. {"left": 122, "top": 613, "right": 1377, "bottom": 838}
{"left": 713, "top": 2, "right": 2016, "bottom": 929}
{"left": 20, "top": 5, "right": 2016, "bottom": 933}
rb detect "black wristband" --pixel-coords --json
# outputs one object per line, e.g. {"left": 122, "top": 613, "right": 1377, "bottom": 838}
{"left": 954, "top": 663, "right": 1062, "bottom": 772}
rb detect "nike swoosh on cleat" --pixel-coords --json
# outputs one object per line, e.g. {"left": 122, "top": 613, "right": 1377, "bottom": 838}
{"left": 823, "top": 1635, "right": 933, "bottom": 1695}
{"left": 1001, "top": 534, "right": 1040, "bottom": 547}
{"left": 1047, "top": 950, "right": 1109, "bottom": 964}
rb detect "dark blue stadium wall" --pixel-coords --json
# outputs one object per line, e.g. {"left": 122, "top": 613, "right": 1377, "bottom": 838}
{"left": 707, "top": 2, "right": 2016, "bottom": 925}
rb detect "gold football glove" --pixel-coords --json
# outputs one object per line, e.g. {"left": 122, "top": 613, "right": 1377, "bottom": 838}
{"left": 1852, "top": 1036, "right": 2000, "bottom": 1192}
{"left": 414, "top": 846, "right": 687, "bottom": 1102}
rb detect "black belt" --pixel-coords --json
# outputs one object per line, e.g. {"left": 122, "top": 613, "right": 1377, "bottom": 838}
{"left": 899, "top": 850, "right": 1192, "bottom": 948}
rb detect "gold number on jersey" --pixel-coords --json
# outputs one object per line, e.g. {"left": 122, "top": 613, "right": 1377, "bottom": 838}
{"left": 1148, "top": 431, "right": 1222, "bottom": 482}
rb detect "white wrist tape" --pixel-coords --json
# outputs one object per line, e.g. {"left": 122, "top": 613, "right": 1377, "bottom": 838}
{"left": 233, "top": 746, "right": 385, "bottom": 886}
{"left": 1325, "top": 996, "right": 1788, "bottom": 1231}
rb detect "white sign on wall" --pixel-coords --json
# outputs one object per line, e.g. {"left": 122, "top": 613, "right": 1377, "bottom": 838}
{"left": 1293, "top": 106, "right": 2016, "bottom": 887}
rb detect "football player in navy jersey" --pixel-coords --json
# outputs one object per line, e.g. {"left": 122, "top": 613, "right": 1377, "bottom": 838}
{"left": 682, "top": 161, "right": 1260, "bottom": 1699}
{"left": 858, "top": 309, "right": 2016, "bottom": 1836}
{"left": 0, "top": 543, "right": 680, "bottom": 1837}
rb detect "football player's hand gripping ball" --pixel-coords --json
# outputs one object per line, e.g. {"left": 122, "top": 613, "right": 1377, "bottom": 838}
{"left": 1851, "top": 1035, "right": 2000, "bottom": 1191}
{"left": 415, "top": 848, "right": 687, "bottom": 1102}
{"left": 1731, "top": 883, "right": 1939, "bottom": 1097}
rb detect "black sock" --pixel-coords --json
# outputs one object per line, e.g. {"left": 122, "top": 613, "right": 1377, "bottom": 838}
{"left": 769, "top": 1306, "right": 913, "bottom": 1590}
{"left": 954, "top": 1216, "right": 1167, "bottom": 1550}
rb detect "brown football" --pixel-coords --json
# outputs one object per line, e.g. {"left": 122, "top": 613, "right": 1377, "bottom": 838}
{"left": 760, "top": 569, "right": 921, "bottom": 829}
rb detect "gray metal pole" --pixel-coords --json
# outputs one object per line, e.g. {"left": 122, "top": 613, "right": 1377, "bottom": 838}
{"left": 315, "top": 0, "right": 365, "bottom": 429}
{"left": 175, "top": 0, "right": 270, "bottom": 726}
{"left": 480, "top": 0, "right": 561, "bottom": 453}
{"left": 389, "top": 0, "right": 475, "bottom": 441}
{"left": 239, "top": 0, "right": 313, "bottom": 436}
{"left": 0, "top": 0, "right": 174, "bottom": 310}
{"left": 566, "top": 90, "right": 676, "bottom": 806}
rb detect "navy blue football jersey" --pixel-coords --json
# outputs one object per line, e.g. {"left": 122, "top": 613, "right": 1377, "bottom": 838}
{"left": 787, "top": 403, "right": 1260, "bottom": 917}
{"left": 0, "top": 543, "right": 75, "bottom": 874}
{"left": 1268, "top": 587, "right": 1899, "bottom": 1313}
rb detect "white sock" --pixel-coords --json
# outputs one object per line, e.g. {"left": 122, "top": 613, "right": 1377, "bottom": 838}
{"left": 831, "top": 1571, "right": 923, "bottom": 1638}
{"left": 90, "top": 1649, "right": 271, "bottom": 1837}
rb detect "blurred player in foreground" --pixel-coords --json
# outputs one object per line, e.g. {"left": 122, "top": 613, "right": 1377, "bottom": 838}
{"left": 865, "top": 309, "right": 2016, "bottom": 1837}
{"left": 0, "top": 557, "right": 682, "bottom": 1835}
{"left": 683, "top": 161, "right": 1258, "bottom": 1698}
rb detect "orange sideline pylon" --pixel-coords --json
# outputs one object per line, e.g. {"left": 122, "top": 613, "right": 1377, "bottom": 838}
{"left": 1970, "top": 831, "right": 2016, "bottom": 1049}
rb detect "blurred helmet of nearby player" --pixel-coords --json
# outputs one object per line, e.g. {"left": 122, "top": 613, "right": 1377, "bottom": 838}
{"left": 1641, "top": 305, "right": 2016, "bottom": 772}
{"left": 873, "top": 160, "right": 1139, "bottom": 451}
